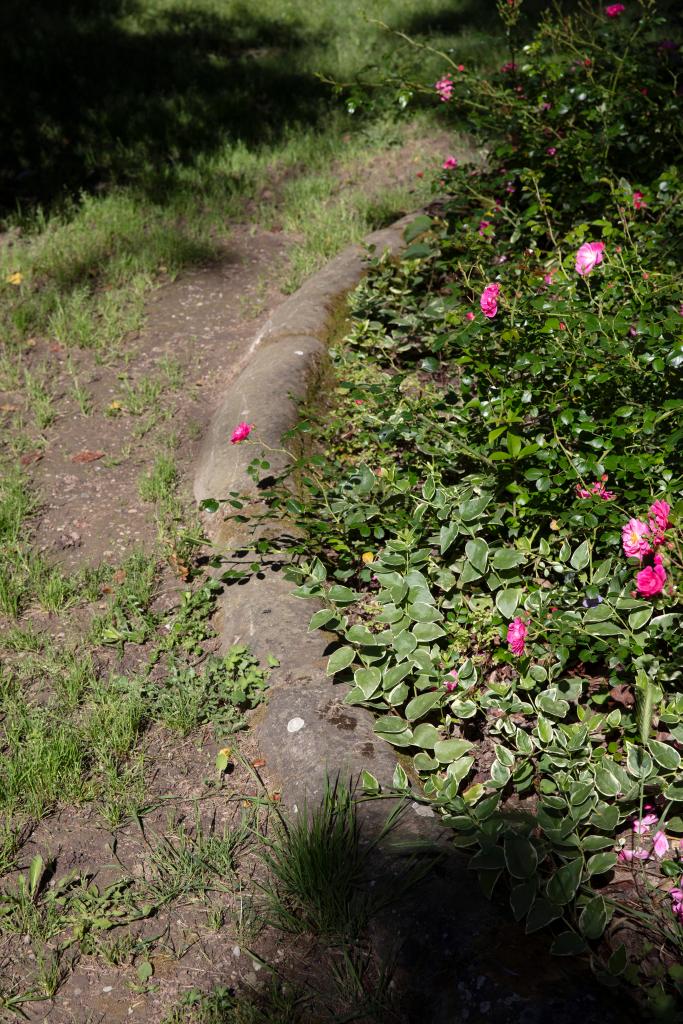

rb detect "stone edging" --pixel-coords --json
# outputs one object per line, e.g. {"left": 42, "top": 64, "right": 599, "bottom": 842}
{"left": 192, "top": 213, "right": 621, "bottom": 1024}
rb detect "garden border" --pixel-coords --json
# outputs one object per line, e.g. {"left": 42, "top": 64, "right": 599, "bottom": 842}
{"left": 192, "top": 215, "right": 620, "bottom": 1024}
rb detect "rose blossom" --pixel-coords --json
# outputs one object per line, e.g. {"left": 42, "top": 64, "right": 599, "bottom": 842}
{"left": 649, "top": 499, "right": 671, "bottom": 533}
{"left": 435, "top": 74, "right": 454, "bottom": 102}
{"left": 618, "top": 847, "right": 649, "bottom": 862}
{"left": 636, "top": 554, "right": 666, "bottom": 597}
{"left": 632, "top": 813, "right": 658, "bottom": 834}
{"left": 576, "top": 475, "right": 615, "bottom": 500}
{"left": 480, "top": 282, "right": 500, "bottom": 318}
{"left": 575, "top": 241, "right": 605, "bottom": 276}
{"left": 670, "top": 883, "right": 683, "bottom": 923}
{"left": 633, "top": 191, "right": 646, "bottom": 210}
{"left": 443, "top": 669, "right": 459, "bottom": 692}
{"left": 507, "top": 617, "right": 527, "bottom": 656}
{"left": 442, "top": 156, "right": 458, "bottom": 170}
{"left": 230, "top": 421, "right": 254, "bottom": 444}
{"left": 605, "top": 3, "right": 625, "bottom": 15}
{"left": 622, "top": 518, "right": 651, "bottom": 558}
{"left": 653, "top": 830, "right": 669, "bottom": 858}
{"left": 546, "top": 146, "right": 557, "bottom": 156}
{"left": 465, "top": 311, "right": 475, "bottom": 321}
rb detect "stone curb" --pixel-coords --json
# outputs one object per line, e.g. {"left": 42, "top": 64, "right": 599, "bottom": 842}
{"left": 193, "top": 215, "right": 623, "bottom": 1024}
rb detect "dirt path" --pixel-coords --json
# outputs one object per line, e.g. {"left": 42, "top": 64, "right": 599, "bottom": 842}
{"left": 28, "top": 226, "right": 288, "bottom": 569}
{"left": 0, "top": 133, "right": 453, "bottom": 1024}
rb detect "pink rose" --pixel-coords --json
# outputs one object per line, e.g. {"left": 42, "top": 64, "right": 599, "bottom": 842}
{"left": 443, "top": 669, "right": 459, "bottom": 692}
{"left": 478, "top": 220, "right": 492, "bottom": 236}
{"left": 465, "top": 311, "right": 475, "bottom": 321}
{"left": 575, "top": 241, "right": 605, "bottom": 276}
{"left": 605, "top": 3, "right": 625, "bottom": 16}
{"left": 507, "top": 617, "right": 527, "bottom": 656}
{"left": 636, "top": 555, "right": 666, "bottom": 597}
{"left": 576, "top": 476, "right": 615, "bottom": 501}
{"left": 442, "top": 156, "right": 458, "bottom": 170}
{"left": 618, "top": 847, "right": 649, "bottom": 862}
{"left": 546, "top": 146, "right": 557, "bottom": 156}
{"left": 480, "top": 282, "right": 500, "bottom": 319}
{"left": 622, "top": 518, "right": 651, "bottom": 559}
{"left": 633, "top": 191, "right": 646, "bottom": 210}
{"left": 652, "top": 830, "right": 669, "bottom": 858}
{"left": 435, "top": 75, "right": 454, "bottom": 102}
{"left": 649, "top": 499, "right": 671, "bottom": 532}
{"left": 230, "top": 421, "right": 254, "bottom": 444}
{"left": 670, "top": 884, "right": 683, "bottom": 922}
{"left": 632, "top": 813, "right": 658, "bottom": 834}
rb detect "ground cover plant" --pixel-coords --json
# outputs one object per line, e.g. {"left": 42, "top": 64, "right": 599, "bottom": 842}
{"left": 220, "top": 0, "right": 683, "bottom": 1015}
{"left": 0, "top": 1, "right": 520, "bottom": 1016}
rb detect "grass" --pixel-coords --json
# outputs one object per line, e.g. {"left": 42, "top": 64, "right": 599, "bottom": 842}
{"left": 0, "top": 0, "right": 509, "bottom": 1012}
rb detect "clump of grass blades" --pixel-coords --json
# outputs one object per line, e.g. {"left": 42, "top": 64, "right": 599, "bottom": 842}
{"left": 257, "top": 779, "right": 423, "bottom": 943}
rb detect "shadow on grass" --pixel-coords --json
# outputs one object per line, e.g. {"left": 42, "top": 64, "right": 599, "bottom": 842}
{"left": 0, "top": 0, "right": 329, "bottom": 212}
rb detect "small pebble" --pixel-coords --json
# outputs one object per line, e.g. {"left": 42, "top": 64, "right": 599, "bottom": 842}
{"left": 102, "top": 986, "right": 113, "bottom": 993}
{"left": 287, "top": 717, "right": 305, "bottom": 733}
{"left": 232, "top": 946, "right": 241, "bottom": 957}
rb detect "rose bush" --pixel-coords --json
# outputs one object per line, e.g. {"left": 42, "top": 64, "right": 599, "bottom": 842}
{"left": 208, "top": 0, "right": 683, "bottom": 1013}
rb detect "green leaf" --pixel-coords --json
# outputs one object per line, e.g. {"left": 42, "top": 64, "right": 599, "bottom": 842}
{"left": 383, "top": 662, "right": 412, "bottom": 689}
{"left": 434, "top": 738, "right": 475, "bottom": 762}
{"left": 594, "top": 766, "right": 620, "bottom": 797}
{"left": 470, "top": 846, "right": 505, "bottom": 870}
{"left": 504, "top": 835, "right": 538, "bottom": 879}
{"left": 346, "top": 624, "right": 377, "bottom": 646}
{"left": 308, "top": 608, "right": 337, "bottom": 631}
{"left": 28, "top": 855, "right": 44, "bottom": 898}
{"left": 137, "top": 961, "right": 154, "bottom": 983}
{"left": 626, "top": 745, "right": 653, "bottom": 778}
{"left": 439, "top": 523, "right": 459, "bottom": 555}
{"left": 608, "top": 944, "right": 628, "bottom": 976}
{"left": 506, "top": 433, "right": 523, "bottom": 458}
{"left": 393, "top": 629, "right": 417, "bottom": 660}
{"left": 200, "top": 498, "right": 219, "bottom": 513}
{"left": 326, "top": 646, "right": 356, "bottom": 676}
{"left": 403, "top": 214, "right": 433, "bottom": 243}
{"left": 592, "top": 558, "right": 612, "bottom": 584}
{"left": 408, "top": 602, "right": 442, "bottom": 622}
{"left": 405, "top": 690, "right": 443, "bottom": 722}
{"left": 525, "top": 898, "right": 562, "bottom": 934}
{"left": 628, "top": 607, "right": 652, "bottom": 631}
{"left": 393, "top": 763, "right": 409, "bottom": 790}
{"left": 648, "top": 739, "right": 680, "bottom": 771}
{"left": 491, "top": 548, "right": 525, "bottom": 570}
{"left": 581, "top": 835, "right": 615, "bottom": 852}
{"left": 547, "top": 858, "right": 583, "bottom": 905}
{"left": 412, "top": 723, "right": 440, "bottom": 749}
{"left": 403, "top": 241, "right": 433, "bottom": 259}
{"left": 373, "top": 720, "right": 414, "bottom": 747}
{"left": 495, "top": 588, "right": 522, "bottom": 619}
{"left": 360, "top": 770, "right": 380, "bottom": 795}
{"left": 446, "top": 756, "right": 475, "bottom": 786}
{"left": 584, "top": 621, "right": 624, "bottom": 636}
{"left": 459, "top": 495, "right": 492, "bottom": 521}
{"left": 551, "top": 932, "right": 588, "bottom": 956}
{"left": 412, "top": 621, "right": 446, "bottom": 642}
{"left": 465, "top": 538, "right": 489, "bottom": 573}
{"left": 579, "top": 896, "right": 611, "bottom": 939}
{"left": 570, "top": 540, "right": 590, "bottom": 571}
{"left": 494, "top": 744, "right": 515, "bottom": 768}
{"left": 510, "top": 879, "right": 537, "bottom": 921}
{"left": 328, "top": 585, "right": 360, "bottom": 605}
{"left": 586, "top": 852, "right": 617, "bottom": 877}
{"left": 354, "top": 668, "right": 381, "bottom": 699}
